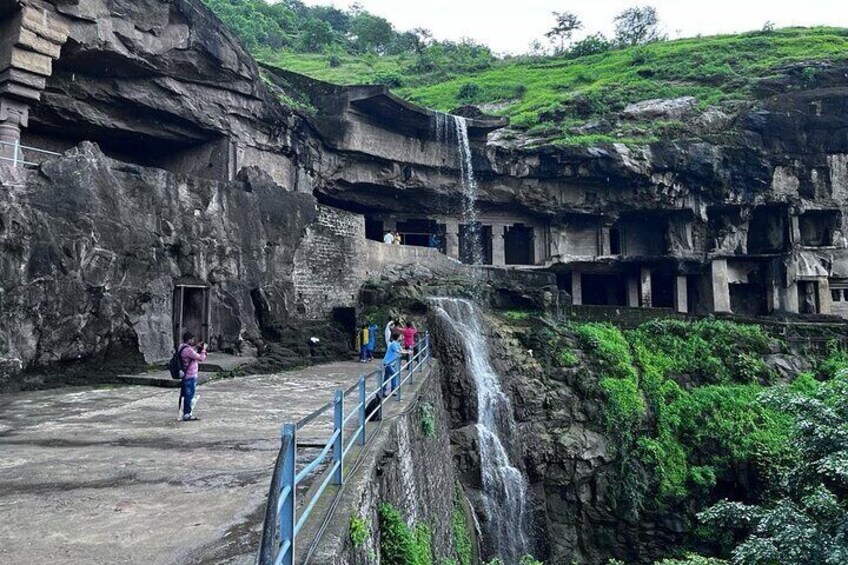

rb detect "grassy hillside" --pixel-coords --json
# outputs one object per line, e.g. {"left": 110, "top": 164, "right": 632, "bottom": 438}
{"left": 265, "top": 27, "right": 848, "bottom": 146}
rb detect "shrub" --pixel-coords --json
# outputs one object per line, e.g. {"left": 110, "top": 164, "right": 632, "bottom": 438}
{"left": 568, "top": 33, "right": 612, "bottom": 58}
{"left": 372, "top": 70, "right": 407, "bottom": 88}
{"left": 378, "top": 503, "right": 432, "bottom": 565}
{"left": 420, "top": 402, "right": 436, "bottom": 437}
{"left": 350, "top": 515, "right": 370, "bottom": 548}
{"left": 456, "top": 82, "right": 483, "bottom": 103}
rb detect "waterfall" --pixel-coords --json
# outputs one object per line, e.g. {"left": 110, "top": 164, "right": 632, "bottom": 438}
{"left": 433, "top": 113, "right": 484, "bottom": 265}
{"left": 430, "top": 297, "right": 530, "bottom": 562}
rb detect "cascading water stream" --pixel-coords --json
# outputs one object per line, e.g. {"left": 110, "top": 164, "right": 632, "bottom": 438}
{"left": 433, "top": 113, "right": 484, "bottom": 265}
{"left": 430, "top": 297, "right": 530, "bottom": 562}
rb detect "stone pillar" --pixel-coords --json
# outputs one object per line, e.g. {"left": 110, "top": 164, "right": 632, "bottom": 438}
{"left": 600, "top": 226, "right": 612, "bottom": 256}
{"left": 626, "top": 275, "right": 640, "bottom": 307}
{"left": 444, "top": 219, "right": 459, "bottom": 259}
{"left": 491, "top": 224, "right": 505, "bottom": 266}
{"left": 572, "top": 269, "right": 583, "bottom": 306}
{"left": 711, "top": 259, "right": 732, "bottom": 313}
{"left": 0, "top": 100, "right": 28, "bottom": 166}
{"left": 640, "top": 267, "right": 653, "bottom": 308}
{"left": 789, "top": 214, "right": 801, "bottom": 246}
{"left": 819, "top": 277, "right": 833, "bottom": 315}
{"left": 674, "top": 275, "right": 689, "bottom": 313}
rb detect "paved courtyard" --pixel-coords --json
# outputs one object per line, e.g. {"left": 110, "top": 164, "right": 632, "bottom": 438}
{"left": 0, "top": 361, "right": 371, "bottom": 565}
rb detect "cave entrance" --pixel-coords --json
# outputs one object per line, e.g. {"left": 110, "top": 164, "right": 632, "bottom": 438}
{"left": 365, "top": 217, "right": 384, "bottom": 242}
{"left": 397, "top": 218, "right": 445, "bottom": 248}
{"left": 651, "top": 271, "right": 675, "bottom": 309}
{"left": 459, "top": 223, "right": 493, "bottom": 265}
{"left": 799, "top": 210, "right": 840, "bottom": 247}
{"left": 582, "top": 273, "right": 627, "bottom": 306}
{"left": 748, "top": 206, "right": 789, "bottom": 254}
{"left": 173, "top": 284, "right": 210, "bottom": 348}
{"left": 504, "top": 224, "right": 535, "bottom": 265}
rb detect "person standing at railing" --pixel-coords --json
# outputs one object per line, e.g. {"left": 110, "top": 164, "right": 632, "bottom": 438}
{"left": 392, "top": 230, "right": 402, "bottom": 245}
{"left": 382, "top": 333, "right": 410, "bottom": 396}
{"left": 383, "top": 231, "right": 394, "bottom": 244}
{"left": 384, "top": 319, "right": 397, "bottom": 352}
{"left": 366, "top": 322, "right": 378, "bottom": 361}
{"left": 358, "top": 323, "right": 370, "bottom": 363}
{"left": 401, "top": 321, "right": 418, "bottom": 362}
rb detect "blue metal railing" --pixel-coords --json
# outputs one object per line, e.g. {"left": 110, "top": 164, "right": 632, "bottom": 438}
{"left": 257, "top": 332, "right": 433, "bottom": 565}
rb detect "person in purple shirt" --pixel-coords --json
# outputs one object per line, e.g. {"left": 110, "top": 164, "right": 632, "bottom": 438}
{"left": 178, "top": 332, "right": 207, "bottom": 421}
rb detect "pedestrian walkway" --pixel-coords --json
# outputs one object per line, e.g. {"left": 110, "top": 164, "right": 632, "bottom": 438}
{"left": 0, "top": 361, "right": 370, "bottom": 565}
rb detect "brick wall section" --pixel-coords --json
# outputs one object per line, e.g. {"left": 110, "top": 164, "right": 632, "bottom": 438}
{"left": 292, "top": 206, "right": 471, "bottom": 320}
{"left": 292, "top": 206, "right": 368, "bottom": 319}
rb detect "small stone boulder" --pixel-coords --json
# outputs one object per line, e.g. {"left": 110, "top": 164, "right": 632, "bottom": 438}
{"left": 622, "top": 97, "right": 698, "bottom": 121}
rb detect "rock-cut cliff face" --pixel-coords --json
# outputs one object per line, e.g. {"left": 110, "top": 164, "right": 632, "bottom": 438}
{"left": 0, "top": 143, "right": 319, "bottom": 385}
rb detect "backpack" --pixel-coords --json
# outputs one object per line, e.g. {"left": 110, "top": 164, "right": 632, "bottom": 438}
{"left": 168, "top": 345, "right": 190, "bottom": 380}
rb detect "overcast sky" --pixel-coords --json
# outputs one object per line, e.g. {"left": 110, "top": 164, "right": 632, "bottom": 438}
{"left": 298, "top": 0, "right": 848, "bottom": 54}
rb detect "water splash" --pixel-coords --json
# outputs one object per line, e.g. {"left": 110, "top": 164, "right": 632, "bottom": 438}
{"left": 430, "top": 297, "right": 530, "bottom": 562}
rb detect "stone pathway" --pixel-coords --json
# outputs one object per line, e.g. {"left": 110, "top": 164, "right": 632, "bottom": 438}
{"left": 0, "top": 361, "right": 376, "bottom": 565}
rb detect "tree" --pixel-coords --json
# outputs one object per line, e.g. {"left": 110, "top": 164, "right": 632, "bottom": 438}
{"left": 568, "top": 33, "right": 612, "bottom": 58}
{"left": 698, "top": 374, "right": 848, "bottom": 564}
{"left": 299, "top": 18, "right": 335, "bottom": 52}
{"left": 613, "top": 5, "right": 666, "bottom": 47}
{"left": 351, "top": 11, "right": 395, "bottom": 54}
{"left": 545, "top": 11, "right": 582, "bottom": 54}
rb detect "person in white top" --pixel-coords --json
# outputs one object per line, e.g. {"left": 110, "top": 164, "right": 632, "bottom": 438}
{"left": 384, "top": 320, "right": 395, "bottom": 351}
{"left": 383, "top": 231, "right": 394, "bottom": 244}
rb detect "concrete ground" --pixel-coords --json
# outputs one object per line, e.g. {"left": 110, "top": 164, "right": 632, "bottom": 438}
{"left": 0, "top": 361, "right": 375, "bottom": 565}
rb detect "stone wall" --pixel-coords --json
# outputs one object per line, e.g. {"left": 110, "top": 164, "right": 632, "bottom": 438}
{"left": 292, "top": 205, "right": 466, "bottom": 320}
{"left": 307, "top": 367, "right": 468, "bottom": 564}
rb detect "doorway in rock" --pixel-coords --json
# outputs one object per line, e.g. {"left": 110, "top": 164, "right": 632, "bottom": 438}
{"left": 651, "top": 271, "right": 675, "bottom": 309}
{"left": 582, "top": 273, "right": 627, "bottom": 306}
{"left": 505, "top": 224, "right": 535, "bottom": 265}
{"left": 173, "top": 285, "right": 210, "bottom": 347}
{"left": 365, "top": 217, "right": 384, "bottom": 242}
{"left": 459, "top": 223, "right": 493, "bottom": 265}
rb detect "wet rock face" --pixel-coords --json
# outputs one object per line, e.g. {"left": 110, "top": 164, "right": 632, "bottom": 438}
{"left": 429, "top": 309, "right": 692, "bottom": 564}
{"left": 0, "top": 142, "right": 317, "bottom": 385}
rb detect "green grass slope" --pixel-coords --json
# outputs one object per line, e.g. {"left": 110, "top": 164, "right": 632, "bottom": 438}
{"left": 262, "top": 27, "right": 848, "bottom": 146}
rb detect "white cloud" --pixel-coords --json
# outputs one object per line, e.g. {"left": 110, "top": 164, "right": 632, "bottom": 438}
{"left": 299, "top": 0, "right": 848, "bottom": 54}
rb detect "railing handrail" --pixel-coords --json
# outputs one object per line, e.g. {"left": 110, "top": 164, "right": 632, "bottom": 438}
{"left": 257, "top": 332, "right": 433, "bottom": 565}
{"left": 0, "top": 140, "right": 62, "bottom": 156}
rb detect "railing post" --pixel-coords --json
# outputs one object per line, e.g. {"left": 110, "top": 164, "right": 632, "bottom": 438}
{"left": 279, "top": 423, "right": 296, "bottom": 565}
{"left": 396, "top": 361, "right": 402, "bottom": 402}
{"left": 358, "top": 374, "right": 367, "bottom": 446}
{"left": 426, "top": 332, "right": 432, "bottom": 368}
{"left": 13, "top": 139, "right": 20, "bottom": 168}
{"left": 376, "top": 368, "right": 384, "bottom": 420}
{"left": 332, "top": 389, "right": 344, "bottom": 485}
{"left": 409, "top": 347, "right": 415, "bottom": 385}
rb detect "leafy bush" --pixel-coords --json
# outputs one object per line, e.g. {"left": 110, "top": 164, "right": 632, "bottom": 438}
{"left": 420, "top": 402, "right": 436, "bottom": 437}
{"left": 372, "top": 70, "right": 407, "bottom": 88}
{"left": 568, "top": 33, "right": 612, "bottom": 58}
{"left": 378, "top": 503, "right": 432, "bottom": 565}
{"left": 350, "top": 515, "right": 370, "bottom": 548}
{"left": 456, "top": 82, "right": 483, "bottom": 103}
{"left": 558, "top": 349, "right": 579, "bottom": 368}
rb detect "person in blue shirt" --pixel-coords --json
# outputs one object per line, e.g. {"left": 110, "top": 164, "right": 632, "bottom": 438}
{"left": 366, "top": 322, "right": 378, "bottom": 361}
{"left": 382, "top": 333, "right": 410, "bottom": 395}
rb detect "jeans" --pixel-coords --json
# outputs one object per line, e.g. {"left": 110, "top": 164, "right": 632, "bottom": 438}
{"left": 383, "top": 363, "right": 399, "bottom": 394}
{"left": 182, "top": 377, "right": 197, "bottom": 416}
{"left": 360, "top": 345, "right": 368, "bottom": 361}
